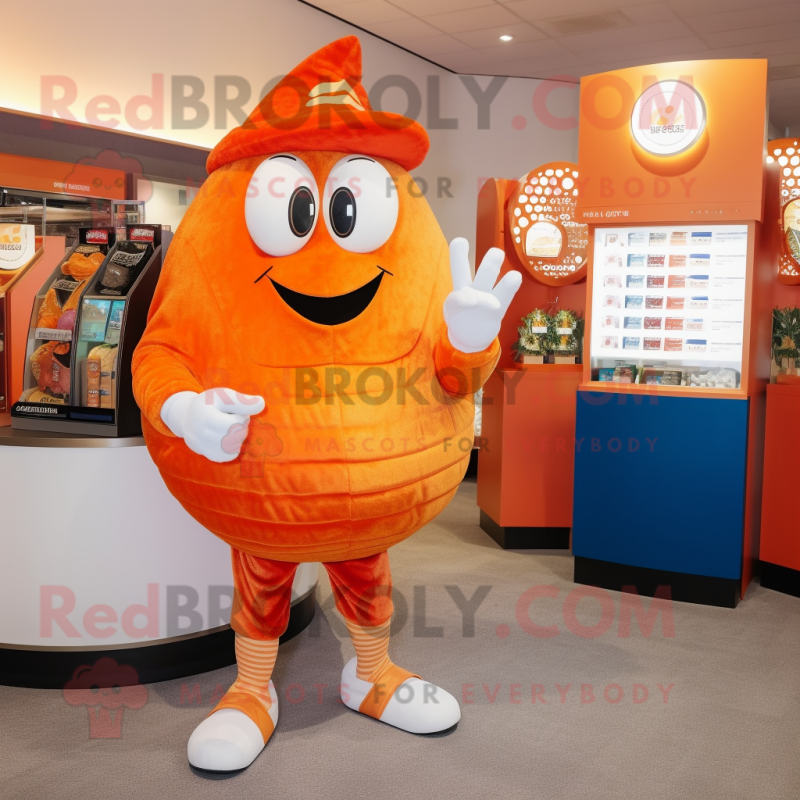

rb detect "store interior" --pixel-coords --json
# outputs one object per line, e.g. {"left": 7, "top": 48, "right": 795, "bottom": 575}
{"left": 1, "top": 1, "right": 800, "bottom": 798}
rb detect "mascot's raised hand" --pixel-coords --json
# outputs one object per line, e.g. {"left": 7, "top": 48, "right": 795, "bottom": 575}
{"left": 444, "top": 238, "right": 522, "bottom": 354}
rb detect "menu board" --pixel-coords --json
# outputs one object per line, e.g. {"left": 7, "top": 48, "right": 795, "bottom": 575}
{"left": 591, "top": 225, "right": 748, "bottom": 371}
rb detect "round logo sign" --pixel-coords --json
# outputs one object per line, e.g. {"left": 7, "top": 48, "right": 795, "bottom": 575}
{"left": 630, "top": 80, "right": 706, "bottom": 158}
{"left": 506, "top": 162, "right": 587, "bottom": 287}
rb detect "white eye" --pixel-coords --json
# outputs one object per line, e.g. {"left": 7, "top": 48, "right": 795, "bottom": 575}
{"left": 245, "top": 154, "right": 318, "bottom": 256}
{"left": 323, "top": 156, "right": 398, "bottom": 253}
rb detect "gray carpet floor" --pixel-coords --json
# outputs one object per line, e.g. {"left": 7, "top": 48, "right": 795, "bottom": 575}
{"left": 2, "top": 477, "right": 799, "bottom": 799}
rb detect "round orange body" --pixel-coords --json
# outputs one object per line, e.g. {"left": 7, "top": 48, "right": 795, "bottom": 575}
{"left": 133, "top": 152, "right": 496, "bottom": 562}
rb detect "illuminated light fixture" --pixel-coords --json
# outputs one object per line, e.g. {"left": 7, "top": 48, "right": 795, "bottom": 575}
{"left": 499, "top": 34, "right": 513, "bottom": 41}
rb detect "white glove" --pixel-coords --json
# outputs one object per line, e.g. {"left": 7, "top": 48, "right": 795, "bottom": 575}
{"left": 160, "top": 388, "right": 266, "bottom": 463}
{"left": 444, "top": 238, "right": 522, "bottom": 354}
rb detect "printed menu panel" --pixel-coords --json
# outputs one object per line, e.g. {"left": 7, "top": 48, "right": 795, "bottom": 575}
{"left": 591, "top": 225, "right": 747, "bottom": 374}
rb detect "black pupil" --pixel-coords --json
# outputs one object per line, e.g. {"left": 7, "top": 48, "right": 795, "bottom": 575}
{"left": 289, "top": 187, "right": 315, "bottom": 237}
{"left": 330, "top": 187, "right": 356, "bottom": 238}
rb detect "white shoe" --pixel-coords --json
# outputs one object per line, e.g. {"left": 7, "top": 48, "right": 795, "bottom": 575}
{"left": 187, "top": 681, "right": 279, "bottom": 771}
{"left": 340, "top": 657, "right": 461, "bottom": 734}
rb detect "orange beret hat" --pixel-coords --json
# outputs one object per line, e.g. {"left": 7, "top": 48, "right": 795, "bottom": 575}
{"left": 207, "top": 36, "right": 430, "bottom": 174}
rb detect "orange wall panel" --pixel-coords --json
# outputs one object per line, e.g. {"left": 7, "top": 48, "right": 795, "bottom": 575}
{"left": 576, "top": 60, "right": 767, "bottom": 224}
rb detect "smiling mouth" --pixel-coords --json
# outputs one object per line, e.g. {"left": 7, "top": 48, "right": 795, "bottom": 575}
{"left": 268, "top": 269, "right": 386, "bottom": 326}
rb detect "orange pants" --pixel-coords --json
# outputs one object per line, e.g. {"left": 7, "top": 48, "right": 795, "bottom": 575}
{"left": 231, "top": 550, "right": 393, "bottom": 640}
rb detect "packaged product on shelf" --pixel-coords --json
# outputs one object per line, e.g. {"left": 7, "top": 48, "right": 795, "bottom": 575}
{"left": 35, "top": 245, "right": 107, "bottom": 335}
{"left": 86, "top": 355, "right": 101, "bottom": 407}
{"left": 83, "top": 345, "right": 118, "bottom": 408}
{"left": 643, "top": 368, "right": 682, "bottom": 386}
{"left": 682, "top": 368, "right": 738, "bottom": 389}
{"left": 95, "top": 241, "right": 153, "bottom": 296}
{"left": 613, "top": 365, "right": 634, "bottom": 383}
{"left": 105, "top": 300, "right": 125, "bottom": 345}
{"left": 29, "top": 341, "right": 71, "bottom": 400}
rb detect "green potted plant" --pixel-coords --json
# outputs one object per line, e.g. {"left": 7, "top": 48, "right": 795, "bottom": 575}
{"left": 773, "top": 307, "right": 800, "bottom": 381}
{"left": 512, "top": 309, "right": 550, "bottom": 365}
{"left": 550, "top": 309, "right": 584, "bottom": 364}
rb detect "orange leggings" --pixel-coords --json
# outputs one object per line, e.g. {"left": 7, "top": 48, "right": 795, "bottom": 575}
{"left": 230, "top": 550, "right": 393, "bottom": 640}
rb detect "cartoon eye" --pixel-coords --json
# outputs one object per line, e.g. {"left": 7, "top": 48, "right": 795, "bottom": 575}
{"left": 93, "top": 177, "right": 103, "bottom": 187}
{"left": 245, "top": 154, "right": 319, "bottom": 256}
{"left": 323, "top": 156, "right": 398, "bottom": 253}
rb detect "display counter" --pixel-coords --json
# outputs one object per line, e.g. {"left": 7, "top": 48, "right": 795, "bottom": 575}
{"left": 474, "top": 165, "right": 587, "bottom": 549}
{"left": 478, "top": 365, "right": 580, "bottom": 548}
{"left": 759, "top": 383, "right": 800, "bottom": 597}
{"left": 0, "top": 427, "right": 318, "bottom": 688}
{"left": 570, "top": 59, "right": 771, "bottom": 609}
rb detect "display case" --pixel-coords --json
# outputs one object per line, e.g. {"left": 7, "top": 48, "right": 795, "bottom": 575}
{"left": 571, "top": 59, "right": 771, "bottom": 608}
{"left": 11, "top": 224, "right": 172, "bottom": 435}
{"left": 588, "top": 223, "right": 751, "bottom": 391}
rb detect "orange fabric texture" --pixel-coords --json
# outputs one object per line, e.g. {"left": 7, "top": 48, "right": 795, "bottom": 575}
{"left": 346, "top": 619, "right": 392, "bottom": 682}
{"left": 229, "top": 634, "right": 279, "bottom": 712}
{"left": 358, "top": 663, "right": 420, "bottom": 721}
{"left": 207, "top": 37, "right": 429, "bottom": 174}
{"left": 132, "top": 148, "right": 498, "bottom": 563}
{"left": 132, "top": 37, "right": 499, "bottom": 563}
{"left": 230, "top": 550, "right": 393, "bottom": 640}
{"left": 208, "top": 691, "right": 275, "bottom": 744}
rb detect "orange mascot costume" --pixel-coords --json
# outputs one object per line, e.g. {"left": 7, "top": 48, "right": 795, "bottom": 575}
{"left": 133, "top": 36, "right": 521, "bottom": 771}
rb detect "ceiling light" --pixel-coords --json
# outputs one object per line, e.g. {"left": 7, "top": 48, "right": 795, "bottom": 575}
{"left": 499, "top": 35, "right": 513, "bottom": 42}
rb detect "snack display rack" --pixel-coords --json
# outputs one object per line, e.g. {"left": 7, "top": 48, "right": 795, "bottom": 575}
{"left": 0, "top": 225, "right": 66, "bottom": 425}
{"left": 11, "top": 224, "right": 172, "bottom": 435}
{"left": 476, "top": 163, "right": 587, "bottom": 548}
{"left": 571, "top": 59, "right": 772, "bottom": 607}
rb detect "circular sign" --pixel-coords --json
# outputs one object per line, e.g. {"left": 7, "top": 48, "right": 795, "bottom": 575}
{"left": 0, "top": 224, "right": 35, "bottom": 271}
{"left": 771, "top": 138, "right": 800, "bottom": 283}
{"left": 631, "top": 80, "right": 706, "bottom": 157}
{"left": 506, "top": 162, "right": 587, "bottom": 286}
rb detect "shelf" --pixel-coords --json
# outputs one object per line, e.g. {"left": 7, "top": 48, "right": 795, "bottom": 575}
{"left": 579, "top": 381, "right": 747, "bottom": 400}
{"left": 0, "top": 426, "right": 143, "bottom": 448}
{"left": 767, "top": 381, "right": 800, "bottom": 398}
{"left": 505, "top": 364, "right": 583, "bottom": 374}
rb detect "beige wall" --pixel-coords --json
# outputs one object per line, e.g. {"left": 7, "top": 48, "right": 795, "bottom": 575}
{"left": 2, "top": 0, "right": 579, "bottom": 259}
